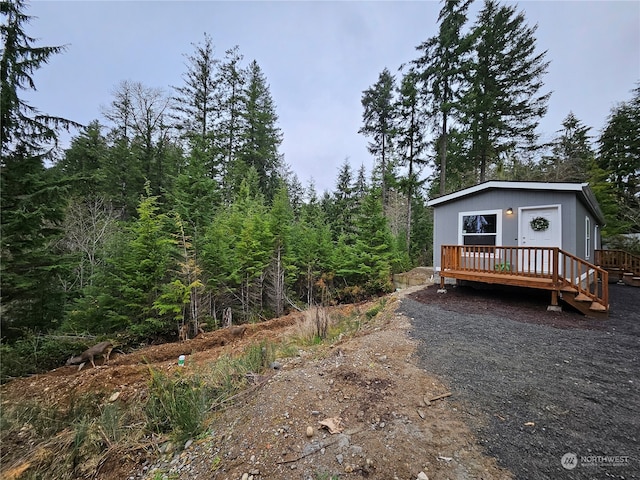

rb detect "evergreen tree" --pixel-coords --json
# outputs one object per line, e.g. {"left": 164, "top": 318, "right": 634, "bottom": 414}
{"left": 413, "top": 0, "right": 473, "bottom": 195}
{"left": 461, "top": 0, "right": 550, "bottom": 182}
{"left": 292, "top": 199, "right": 334, "bottom": 306}
{"left": 541, "top": 112, "right": 593, "bottom": 182}
{"left": 1, "top": 0, "right": 78, "bottom": 335}
{"left": 237, "top": 60, "right": 283, "bottom": 202}
{"left": 172, "top": 33, "right": 222, "bottom": 180}
{"left": 395, "top": 71, "right": 428, "bottom": 251}
{"left": 329, "top": 159, "right": 358, "bottom": 239}
{"left": 89, "top": 187, "right": 176, "bottom": 336}
{"left": 359, "top": 68, "right": 396, "bottom": 207}
{"left": 54, "top": 120, "right": 108, "bottom": 197}
{"left": 217, "top": 46, "right": 247, "bottom": 201}
{"left": 266, "top": 187, "right": 293, "bottom": 316}
{"left": 334, "top": 190, "right": 395, "bottom": 300}
{"left": 598, "top": 85, "right": 640, "bottom": 233}
{"left": 0, "top": 147, "right": 70, "bottom": 335}
{"left": 0, "top": 0, "right": 78, "bottom": 155}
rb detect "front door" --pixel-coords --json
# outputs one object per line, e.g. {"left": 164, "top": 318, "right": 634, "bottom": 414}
{"left": 519, "top": 206, "right": 561, "bottom": 274}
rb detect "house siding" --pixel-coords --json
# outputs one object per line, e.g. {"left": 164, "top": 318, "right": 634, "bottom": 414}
{"left": 431, "top": 189, "right": 592, "bottom": 269}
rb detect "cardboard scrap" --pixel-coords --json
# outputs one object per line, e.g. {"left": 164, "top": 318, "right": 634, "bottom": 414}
{"left": 318, "top": 417, "right": 344, "bottom": 434}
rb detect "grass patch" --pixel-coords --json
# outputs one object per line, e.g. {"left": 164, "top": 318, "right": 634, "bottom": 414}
{"left": 365, "top": 298, "right": 387, "bottom": 319}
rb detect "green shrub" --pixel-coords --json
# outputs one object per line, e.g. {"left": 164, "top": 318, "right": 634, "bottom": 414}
{"left": 0, "top": 334, "right": 103, "bottom": 383}
{"left": 145, "top": 369, "right": 209, "bottom": 445}
{"left": 365, "top": 298, "right": 387, "bottom": 319}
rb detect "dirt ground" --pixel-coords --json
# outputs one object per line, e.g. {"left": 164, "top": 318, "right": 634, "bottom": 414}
{"left": 4, "top": 281, "right": 636, "bottom": 480}
{"left": 403, "top": 282, "right": 640, "bottom": 479}
{"left": 0, "top": 287, "right": 510, "bottom": 480}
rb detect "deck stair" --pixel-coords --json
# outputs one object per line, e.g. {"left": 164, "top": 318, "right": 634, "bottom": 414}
{"left": 595, "top": 249, "right": 640, "bottom": 287}
{"left": 559, "top": 285, "right": 608, "bottom": 319}
{"left": 439, "top": 245, "right": 609, "bottom": 318}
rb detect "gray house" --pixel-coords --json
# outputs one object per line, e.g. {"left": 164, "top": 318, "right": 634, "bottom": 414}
{"left": 426, "top": 181, "right": 609, "bottom": 317}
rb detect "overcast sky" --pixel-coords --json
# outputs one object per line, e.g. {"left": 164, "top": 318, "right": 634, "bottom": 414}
{"left": 27, "top": 0, "right": 640, "bottom": 193}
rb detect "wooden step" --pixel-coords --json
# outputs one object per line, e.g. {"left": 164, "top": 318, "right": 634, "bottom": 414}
{"left": 574, "top": 293, "right": 592, "bottom": 302}
{"left": 561, "top": 285, "right": 578, "bottom": 293}
{"left": 589, "top": 302, "right": 607, "bottom": 312}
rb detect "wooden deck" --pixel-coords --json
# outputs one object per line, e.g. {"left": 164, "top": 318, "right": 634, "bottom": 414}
{"left": 438, "top": 245, "right": 609, "bottom": 318}
{"left": 595, "top": 249, "right": 640, "bottom": 286}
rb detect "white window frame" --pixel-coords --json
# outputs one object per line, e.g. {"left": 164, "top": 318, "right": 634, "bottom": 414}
{"left": 585, "top": 216, "right": 591, "bottom": 259}
{"left": 458, "top": 209, "right": 502, "bottom": 256}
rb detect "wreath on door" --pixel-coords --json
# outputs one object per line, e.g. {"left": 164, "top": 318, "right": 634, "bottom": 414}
{"left": 530, "top": 216, "right": 550, "bottom": 232}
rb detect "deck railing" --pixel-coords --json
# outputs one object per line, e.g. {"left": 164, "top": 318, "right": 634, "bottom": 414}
{"left": 440, "top": 245, "right": 608, "bottom": 307}
{"left": 595, "top": 249, "right": 640, "bottom": 276}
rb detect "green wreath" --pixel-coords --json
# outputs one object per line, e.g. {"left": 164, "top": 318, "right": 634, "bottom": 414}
{"left": 530, "top": 216, "right": 549, "bottom": 232}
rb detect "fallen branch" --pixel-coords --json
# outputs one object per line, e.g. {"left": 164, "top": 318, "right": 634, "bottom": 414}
{"left": 429, "top": 392, "right": 452, "bottom": 403}
{"left": 276, "top": 428, "right": 363, "bottom": 464}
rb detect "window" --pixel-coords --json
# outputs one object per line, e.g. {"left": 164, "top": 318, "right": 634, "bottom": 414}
{"left": 585, "top": 217, "right": 591, "bottom": 259}
{"left": 460, "top": 211, "right": 499, "bottom": 246}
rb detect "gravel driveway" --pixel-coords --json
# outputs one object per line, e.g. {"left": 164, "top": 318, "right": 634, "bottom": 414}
{"left": 401, "top": 283, "right": 640, "bottom": 480}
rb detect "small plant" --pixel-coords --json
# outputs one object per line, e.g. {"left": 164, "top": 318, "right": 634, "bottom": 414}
{"left": 314, "top": 472, "right": 340, "bottom": 480}
{"left": 365, "top": 298, "right": 387, "bottom": 319}
{"left": 145, "top": 369, "right": 209, "bottom": 445}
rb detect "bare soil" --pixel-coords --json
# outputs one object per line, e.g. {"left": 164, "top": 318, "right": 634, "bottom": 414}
{"left": 3, "top": 281, "right": 636, "bottom": 480}
{"left": 0, "top": 288, "right": 510, "bottom": 480}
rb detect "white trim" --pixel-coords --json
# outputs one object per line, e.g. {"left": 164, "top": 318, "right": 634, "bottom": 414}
{"left": 585, "top": 216, "right": 591, "bottom": 259}
{"left": 594, "top": 224, "right": 599, "bottom": 250}
{"left": 518, "top": 204, "right": 562, "bottom": 249}
{"left": 458, "top": 209, "right": 503, "bottom": 246}
{"left": 427, "top": 181, "right": 588, "bottom": 206}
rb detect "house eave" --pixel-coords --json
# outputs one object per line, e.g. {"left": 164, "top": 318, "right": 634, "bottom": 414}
{"left": 427, "top": 181, "right": 606, "bottom": 224}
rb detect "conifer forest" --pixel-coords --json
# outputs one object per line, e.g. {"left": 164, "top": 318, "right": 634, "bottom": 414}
{"left": 1, "top": 0, "right": 638, "bottom": 379}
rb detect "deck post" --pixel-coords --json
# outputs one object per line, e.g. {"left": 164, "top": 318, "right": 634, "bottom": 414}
{"left": 551, "top": 290, "right": 558, "bottom": 306}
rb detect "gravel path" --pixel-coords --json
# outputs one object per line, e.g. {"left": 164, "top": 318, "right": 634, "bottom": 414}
{"left": 401, "top": 283, "right": 640, "bottom": 480}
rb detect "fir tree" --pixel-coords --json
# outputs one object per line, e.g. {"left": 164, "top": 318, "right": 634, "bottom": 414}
{"left": 461, "top": 0, "right": 550, "bottom": 182}
{"left": 359, "top": 68, "right": 396, "bottom": 207}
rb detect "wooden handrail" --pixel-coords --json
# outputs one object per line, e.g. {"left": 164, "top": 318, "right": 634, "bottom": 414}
{"left": 440, "top": 245, "right": 608, "bottom": 308}
{"left": 595, "top": 249, "right": 640, "bottom": 276}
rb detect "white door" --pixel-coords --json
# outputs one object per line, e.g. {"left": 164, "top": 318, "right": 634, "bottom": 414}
{"left": 518, "top": 206, "right": 561, "bottom": 274}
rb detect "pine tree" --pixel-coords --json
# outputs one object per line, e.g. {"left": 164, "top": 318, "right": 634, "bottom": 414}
{"left": 359, "top": 68, "right": 396, "bottom": 207}
{"left": 598, "top": 85, "right": 640, "bottom": 233}
{"left": 461, "top": 0, "right": 550, "bottom": 182}
{"left": 542, "top": 112, "right": 593, "bottom": 182}
{"left": 237, "top": 60, "right": 283, "bottom": 202}
{"left": 1, "top": 0, "right": 78, "bottom": 334}
{"left": 413, "top": 0, "right": 473, "bottom": 195}
{"left": 172, "top": 33, "right": 222, "bottom": 180}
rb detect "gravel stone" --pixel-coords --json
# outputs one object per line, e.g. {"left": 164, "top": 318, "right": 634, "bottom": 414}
{"left": 402, "top": 283, "right": 640, "bottom": 480}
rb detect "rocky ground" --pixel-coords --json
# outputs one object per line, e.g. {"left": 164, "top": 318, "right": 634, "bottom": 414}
{"left": 0, "top": 286, "right": 510, "bottom": 480}
{"left": 403, "top": 282, "right": 640, "bottom": 480}
{"left": 4, "top": 280, "right": 636, "bottom": 480}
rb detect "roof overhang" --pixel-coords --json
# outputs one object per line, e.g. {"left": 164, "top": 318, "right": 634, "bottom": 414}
{"left": 427, "top": 181, "right": 606, "bottom": 225}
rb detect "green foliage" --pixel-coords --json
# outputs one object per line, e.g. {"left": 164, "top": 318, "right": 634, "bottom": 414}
{"left": 145, "top": 369, "right": 210, "bottom": 444}
{"left": 366, "top": 298, "right": 387, "bottom": 319}
{"left": 0, "top": 334, "right": 86, "bottom": 383}
{"left": 598, "top": 85, "right": 640, "bottom": 233}
{"left": 359, "top": 68, "right": 397, "bottom": 207}
{"left": 1, "top": 0, "right": 79, "bottom": 155}
{"left": 462, "top": 0, "right": 551, "bottom": 182}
